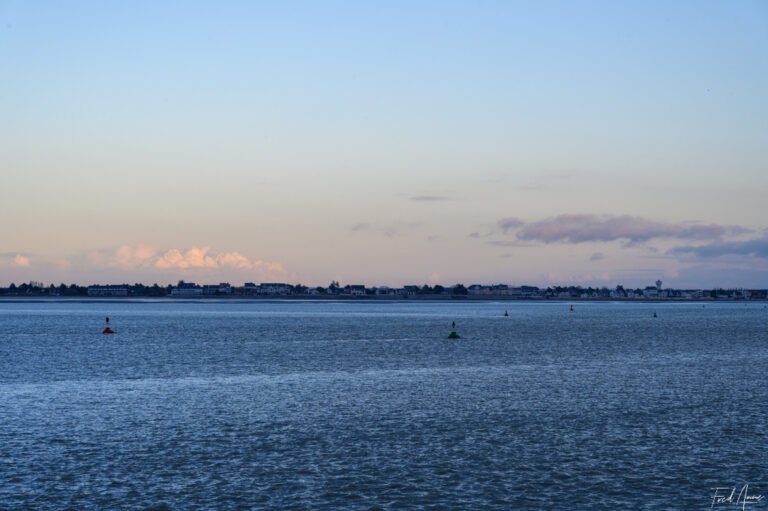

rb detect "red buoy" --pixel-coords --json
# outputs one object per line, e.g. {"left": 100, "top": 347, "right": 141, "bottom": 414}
{"left": 102, "top": 316, "right": 115, "bottom": 334}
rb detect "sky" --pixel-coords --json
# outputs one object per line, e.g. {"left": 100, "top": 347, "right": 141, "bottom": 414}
{"left": 1, "top": 0, "right": 767, "bottom": 288}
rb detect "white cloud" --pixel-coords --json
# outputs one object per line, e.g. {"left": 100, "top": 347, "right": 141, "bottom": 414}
{"left": 80, "top": 244, "right": 287, "bottom": 280}
{"left": 112, "top": 244, "right": 158, "bottom": 268}
{"left": 155, "top": 247, "right": 218, "bottom": 269}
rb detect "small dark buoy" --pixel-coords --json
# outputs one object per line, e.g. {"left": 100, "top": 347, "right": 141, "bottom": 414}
{"left": 102, "top": 316, "right": 115, "bottom": 334}
{"left": 653, "top": 311, "right": 657, "bottom": 318}
{"left": 569, "top": 304, "right": 574, "bottom": 312}
{"left": 448, "top": 321, "right": 460, "bottom": 339}
{"left": 504, "top": 309, "right": 509, "bottom": 317}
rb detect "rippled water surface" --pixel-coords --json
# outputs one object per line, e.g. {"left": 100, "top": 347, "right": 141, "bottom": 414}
{"left": 1, "top": 300, "right": 766, "bottom": 510}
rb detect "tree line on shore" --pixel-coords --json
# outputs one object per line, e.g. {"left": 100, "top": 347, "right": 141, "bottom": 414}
{"left": 0, "top": 281, "right": 765, "bottom": 300}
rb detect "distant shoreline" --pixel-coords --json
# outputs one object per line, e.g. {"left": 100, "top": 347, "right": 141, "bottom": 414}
{"left": 0, "top": 296, "right": 763, "bottom": 304}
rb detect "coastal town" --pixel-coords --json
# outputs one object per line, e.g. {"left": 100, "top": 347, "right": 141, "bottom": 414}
{"left": 0, "top": 280, "right": 765, "bottom": 301}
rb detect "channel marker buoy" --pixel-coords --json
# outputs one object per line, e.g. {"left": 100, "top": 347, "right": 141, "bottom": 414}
{"left": 102, "top": 316, "right": 115, "bottom": 335}
{"left": 448, "top": 321, "right": 460, "bottom": 339}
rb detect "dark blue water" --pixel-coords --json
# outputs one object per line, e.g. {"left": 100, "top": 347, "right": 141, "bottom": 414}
{"left": 1, "top": 301, "right": 766, "bottom": 510}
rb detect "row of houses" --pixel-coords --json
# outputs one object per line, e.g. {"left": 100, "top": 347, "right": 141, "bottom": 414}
{"left": 5, "top": 281, "right": 762, "bottom": 299}
{"left": 87, "top": 282, "right": 447, "bottom": 297}
{"left": 78, "top": 281, "right": 768, "bottom": 300}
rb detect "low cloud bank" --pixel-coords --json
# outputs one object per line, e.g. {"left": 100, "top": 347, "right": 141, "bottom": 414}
{"left": 83, "top": 244, "right": 286, "bottom": 280}
{"left": 506, "top": 214, "right": 749, "bottom": 244}
{"left": 670, "top": 236, "right": 768, "bottom": 259}
{"left": 480, "top": 213, "right": 764, "bottom": 271}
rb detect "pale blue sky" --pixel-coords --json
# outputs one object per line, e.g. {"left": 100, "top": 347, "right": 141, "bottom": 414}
{"left": 1, "top": 1, "right": 766, "bottom": 287}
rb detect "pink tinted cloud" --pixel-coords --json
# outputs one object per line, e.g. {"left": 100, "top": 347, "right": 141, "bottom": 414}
{"left": 13, "top": 255, "right": 30, "bottom": 267}
{"left": 155, "top": 247, "right": 218, "bottom": 269}
{"left": 217, "top": 251, "right": 256, "bottom": 270}
{"left": 154, "top": 247, "right": 283, "bottom": 273}
{"left": 84, "top": 245, "right": 286, "bottom": 279}
{"left": 112, "top": 244, "right": 158, "bottom": 268}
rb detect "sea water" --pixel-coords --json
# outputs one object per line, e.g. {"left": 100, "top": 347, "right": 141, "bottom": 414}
{"left": 0, "top": 301, "right": 766, "bottom": 510}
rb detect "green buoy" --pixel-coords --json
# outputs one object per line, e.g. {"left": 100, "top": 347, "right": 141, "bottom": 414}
{"left": 448, "top": 321, "right": 460, "bottom": 339}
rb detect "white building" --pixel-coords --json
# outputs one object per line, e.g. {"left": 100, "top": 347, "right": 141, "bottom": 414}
{"left": 203, "top": 283, "right": 232, "bottom": 295}
{"left": 258, "top": 283, "right": 291, "bottom": 295}
{"left": 347, "top": 285, "right": 367, "bottom": 296}
{"left": 87, "top": 285, "right": 129, "bottom": 297}
{"left": 171, "top": 282, "right": 203, "bottom": 296}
